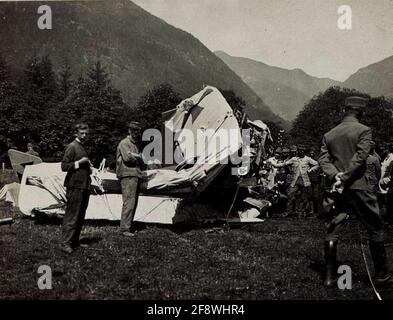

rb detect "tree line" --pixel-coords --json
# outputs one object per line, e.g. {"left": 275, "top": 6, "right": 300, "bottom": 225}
{"left": 290, "top": 86, "right": 393, "bottom": 153}
{"left": 4, "top": 53, "right": 386, "bottom": 169}
{"left": 0, "top": 54, "right": 134, "bottom": 167}
{"left": 1, "top": 54, "right": 284, "bottom": 168}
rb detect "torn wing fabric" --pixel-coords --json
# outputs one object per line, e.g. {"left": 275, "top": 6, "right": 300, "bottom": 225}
{"left": 143, "top": 87, "right": 242, "bottom": 191}
{"left": 165, "top": 86, "right": 242, "bottom": 169}
{"left": 0, "top": 182, "right": 20, "bottom": 206}
{"left": 18, "top": 163, "right": 182, "bottom": 222}
{"left": 27, "top": 176, "right": 67, "bottom": 204}
{"left": 143, "top": 167, "right": 207, "bottom": 190}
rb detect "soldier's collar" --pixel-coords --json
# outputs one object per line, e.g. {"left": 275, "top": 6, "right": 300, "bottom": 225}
{"left": 342, "top": 115, "right": 359, "bottom": 123}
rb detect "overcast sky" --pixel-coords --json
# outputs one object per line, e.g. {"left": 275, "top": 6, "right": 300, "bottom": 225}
{"left": 132, "top": 0, "right": 393, "bottom": 81}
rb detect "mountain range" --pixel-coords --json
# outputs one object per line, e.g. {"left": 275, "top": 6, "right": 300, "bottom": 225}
{"left": 1, "top": 0, "right": 391, "bottom": 126}
{"left": 0, "top": 0, "right": 287, "bottom": 127}
{"left": 343, "top": 55, "right": 393, "bottom": 98}
{"left": 215, "top": 51, "right": 341, "bottom": 121}
{"left": 216, "top": 51, "right": 393, "bottom": 121}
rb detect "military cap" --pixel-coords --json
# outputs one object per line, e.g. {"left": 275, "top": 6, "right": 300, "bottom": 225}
{"left": 298, "top": 145, "right": 306, "bottom": 150}
{"left": 345, "top": 96, "right": 368, "bottom": 109}
{"left": 275, "top": 147, "right": 282, "bottom": 154}
{"left": 128, "top": 121, "right": 141, "bottom": 129}
{"left": 282, "top": 147, "right": 290, "bottom": 153}
{"left": 290, "top": 145, "right": 298, "bottom": 152}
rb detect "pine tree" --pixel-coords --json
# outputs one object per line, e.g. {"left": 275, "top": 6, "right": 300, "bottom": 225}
{"left": 62, "top": 62, "right": 131, "bottom": 165}
{"left": 0, "top": 55, "right": 37, "bottom": 162}
{"left": 133, "top": 83, "right": 182, "bottom": 133}
{"left": 21, "top": 55, "right": 62, "bottom": 159}
{"left": 87, "top": 60, "right": 109, "bottom": 90}
{"left": 58, "top": 58, "right": 73, "bottom": 100}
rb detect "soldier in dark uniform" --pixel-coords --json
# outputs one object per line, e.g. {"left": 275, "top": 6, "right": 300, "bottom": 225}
{"left": 60, "top": 123, "right": 92, "bottom": 254}
{"left": 319, "top": 96, "right": 393, "bottom": 287}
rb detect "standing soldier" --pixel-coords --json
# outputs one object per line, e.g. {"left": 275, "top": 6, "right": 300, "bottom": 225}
{"left": 319, "top": 96, "right": 393, "bottom": 287}
{"left": 282, "top": 147, "right": 291, "bottom": 162}
{"left": 274, "top": 148, "right": 288, "bottom": 208}
{"left": 283, "top": 145, "right": 318, "bottom": 217}
{"left": 308, "top": 147, "right": 322, "bottom": 216}
{"left": 381, "top": 143, "right": 393, "bottom": 225}
{"left": 366, "top": 141, "right": 381, "bottom": 195}
{"left": 61, "top": 123, "right": 91, "bottom": 254}
{"left": 26, "top": 143, "right": 40, "bottom": 157}
{"left": 116, "top": 121, "right": 143, "bottom": 237}
{"left": 283, "top": 146, "right": 299, "bottom": 216}
{"left": 265, "top": 147, "right": 282, "bottom": 190}
{"left": 379, "top": 143, "right": 393, "bottom": 221}
{"left": 277, "top": 146, "right": 291, "bottom": 216}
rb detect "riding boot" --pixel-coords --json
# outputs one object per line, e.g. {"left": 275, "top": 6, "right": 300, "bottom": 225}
{"left": 369, "top": 241, "right": 393, "bottom": 286}
{"left": 324, "top": 240, "right": 338, "bottom": 287}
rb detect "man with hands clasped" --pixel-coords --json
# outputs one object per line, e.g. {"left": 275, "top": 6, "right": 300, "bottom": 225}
{"left": 60, "top": 123, "right": 92, "bottom": 254}
{"left": 319, "top": 96, "right": 393, "bottom": 287}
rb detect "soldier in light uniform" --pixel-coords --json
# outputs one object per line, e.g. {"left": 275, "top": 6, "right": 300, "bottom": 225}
{"left": 282, "top": 145, "right": 318, "bottom": 217}
{"left": 308, "top": 147, "right": 322, "bottom": 216}
{"left": 379, "top": 143, "right": 393, "bottom": 222}
{"left": 365, "top": 141, "right": 381, "bottom": 195}
{"left": 116, "top": 121, "right": 143, "bottom": 237}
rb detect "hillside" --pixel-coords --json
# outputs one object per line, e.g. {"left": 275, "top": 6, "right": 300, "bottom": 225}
{"left": 215, "top": 51, "right": 340, "bottom": 120}
{"left": 343, "top": 55, "right": 393, "bottom": 98}
{"left": 0, "top": 0, "right": 286, "bottom": 126}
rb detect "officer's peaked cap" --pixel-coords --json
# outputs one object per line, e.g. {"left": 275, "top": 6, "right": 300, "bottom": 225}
{"left": 345, "top": 96, "right": 368, "bottom": 109}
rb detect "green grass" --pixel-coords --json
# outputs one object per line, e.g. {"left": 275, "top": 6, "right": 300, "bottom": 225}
{"left": 1, "top": 200, "right": 393, "bottom": 300}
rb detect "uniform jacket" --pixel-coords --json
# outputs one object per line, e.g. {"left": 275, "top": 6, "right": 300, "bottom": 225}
{"left": 61, "top": 139, "right": 91, "bottom": 190}
{"left": 381, "top": 153, "right": 393, "bottom": 178}
{"left": 285, "top": 156, "right": 318, "bottom": 187}
{"left": 116, "top": 135, "right": 142, "bottom": 179}
{"left": 382, "top": 153, "right": 393, "bottom": 194}
{"left": 319, "top": 115, "right": 371, "bottom": 190}
{"left": 266, "top": 156, "right": 280, "bottom": 190}
{"left": 366, "top": 154, "right": 381, "bottom": 190}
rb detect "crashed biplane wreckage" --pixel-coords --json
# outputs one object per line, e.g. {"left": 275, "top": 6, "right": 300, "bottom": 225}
{"left": 6, "top": 86, "right": 271, "bottom": 224}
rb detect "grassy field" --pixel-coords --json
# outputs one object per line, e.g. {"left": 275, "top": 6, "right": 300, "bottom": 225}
{"left": 1, "top": 198, "right": 393, "bottom": 300}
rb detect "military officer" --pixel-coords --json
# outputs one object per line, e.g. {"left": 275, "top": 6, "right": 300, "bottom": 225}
{"left": 319, "top": 96, "right": 393, "bottom": 287}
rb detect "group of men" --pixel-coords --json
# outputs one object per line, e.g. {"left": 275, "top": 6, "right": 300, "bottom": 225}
{"left": 263, "top": 144, "right": 320, "bottom": 217}
{"left": 262, "top": 135, "right": 393, "bottom": 225}
{"left": 60, "top": 121, "right": 141, "bottom": 254}
{"left": 57, "top": 95, "right": 393, "bottom": 288}
{"left": 258, "top": 96, "right": 393, "bottom": 287}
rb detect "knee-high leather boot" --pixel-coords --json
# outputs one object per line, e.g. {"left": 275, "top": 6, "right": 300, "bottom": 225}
{"left": 369, "top": 241, "right": 393, "bottom": 286}
{"left": 324, "top": 240, "right": 338, "bottom": 287}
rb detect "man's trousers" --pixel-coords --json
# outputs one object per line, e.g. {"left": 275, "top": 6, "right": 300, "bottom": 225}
{"left": 325, "top": 189, "right": 384, "bottom": 243}
{"left": 120, "top": 177, "right": 140, "bottom": 232}
{"left": 385, "top": 192, "right": 393, "bottom": 224}
{"left": 62, "top": 188, "right": 90, "bottom": 246}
